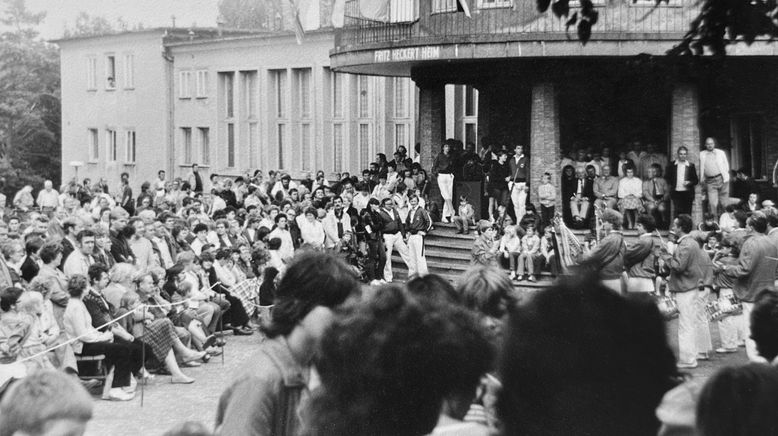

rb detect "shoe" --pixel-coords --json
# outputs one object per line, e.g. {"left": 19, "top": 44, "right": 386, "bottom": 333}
{"left": 206, "top": 346, "right": 223, "bottom": 356}
{"left": 233, "top": 327, "right": 254, "bottom": 336}
{"left": 201, "top": 353, "right": 211, "bottom": 363}
{"left": 171, "top": 375, "right": 195, "bottom": 384}
{"left": 183, "top": 360, "right": 201, "bottom": 367}
{"left": 696, "top": 353, "right": 710, "bottom": 361}
{"left": 103, "top": 388, "right": 135, "bottom": 401}
{"left": 509, "top": 272, "right": 516, "bottom": 280}
{"left": 139, "top": 367, "right": 155, "bottom": 381}
{"left": 203, "top": 335, "right": 217, "bottom": 349}
{"left": 528, "top": 275, "right": 536, "bottom": 282}
{"left": 80, "top": 379, "right": 101, "bottom": 391}
{"left": 182, "top": 351, "right": 207, "bottom": 364}
{"left": 676, "top": 361, "right": 698, "bottom": 369}
{"left": 215, "top": 339, "right": 227, "bottom": 347}
{"left": 716, "top": 347, "right": 738, "bottom": 354}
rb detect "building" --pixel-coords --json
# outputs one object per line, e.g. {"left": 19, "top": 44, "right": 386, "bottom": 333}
{"left": 57, "top": 27, "right": 438, "bottom": 191}
{"left": 330, "top": 0, "right": 778, "bottom": 221}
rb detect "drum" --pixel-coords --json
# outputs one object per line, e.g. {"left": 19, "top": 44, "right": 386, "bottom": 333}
{"left": 654, "top": 293, "right": 679, "bottom": 320}
{"left": 706, "top": 294, "right": 743, "bottom": 322}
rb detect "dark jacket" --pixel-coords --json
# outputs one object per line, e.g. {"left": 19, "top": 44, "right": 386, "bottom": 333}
{"left": 378, "top": 208, "right": 405, "bottom": 237}
{"left": 625, "top": 233, "right": 662, "bottom": 279}
{"left": 666, "top": 161, "right": 699, "bottom": 193}
{"left": 730, "top": 233, "right": 778, "bottom": 302}
{"left": 663, "top": 234, "right": 709, "bottom": 293}
{"left": 508, "top": 154, "right": 529, "bottom": 183}
{"left": 578, "top": 232, "right": 626, "bottom": 280}
{"left": 405, "top": 206, "right": 432, "bottom": 234}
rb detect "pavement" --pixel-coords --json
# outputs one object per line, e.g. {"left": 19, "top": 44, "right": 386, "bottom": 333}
{"left": 84, "top": 315, "right": 747, "bottom": 435}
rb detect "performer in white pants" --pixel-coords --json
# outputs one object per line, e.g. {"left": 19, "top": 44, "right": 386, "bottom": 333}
{"left": 405, "top": 195, "right": 431, "bottom": 278}
{"left": 378, "top": 198, "right": 412, "bottom": 282}
{"left": 432, "top": 143, "right": 455, "bottom": 221}
{"left": 509, "top": 144, "right": 529, "bottom": 223}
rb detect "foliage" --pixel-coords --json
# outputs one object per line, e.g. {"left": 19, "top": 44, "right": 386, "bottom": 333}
{"left": 63, "top": 11, "right": 144, "bottom": 38}
{"left": 218, "top": 0, "right": 333, "bottom": 31}
{"left": 0, "top": 0, "right": 60, "bottom": 200}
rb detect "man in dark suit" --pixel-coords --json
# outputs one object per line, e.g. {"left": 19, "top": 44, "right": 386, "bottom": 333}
{"left": 377, "top": 198, "right": 411, "bottom": 282}
{"left": 666, "top": 146, "right": 699, "bottom": 217}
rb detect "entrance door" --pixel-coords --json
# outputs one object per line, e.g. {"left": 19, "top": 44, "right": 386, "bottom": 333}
{"left": 730, "top": 114, "right": 765, "bottom": 179}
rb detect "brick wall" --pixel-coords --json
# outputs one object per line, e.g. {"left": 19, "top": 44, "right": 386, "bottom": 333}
{"left": 670, "top": 83, "right": 703, "bottom": 223}
{"left": 529, "top": 83, "right": 561, "bottom": 209}
{"left": 418, "top": 83, "right": 446, "bottom": 210}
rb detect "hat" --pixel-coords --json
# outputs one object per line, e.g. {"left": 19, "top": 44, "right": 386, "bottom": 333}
{"left": 762, "top": 200, "right": 775, "bottom": 208}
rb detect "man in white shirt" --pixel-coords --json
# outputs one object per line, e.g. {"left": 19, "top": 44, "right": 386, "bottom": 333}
{"left": 36, "top": 180, "right": 59, "bottom": 213}
{"left": 63, "top": 229, "right": 94, "bottom": 277}
{"left": 699, "top": 137, "right": 730, "bottom": 215}
{"left": 270, "top": 174, "right": 298, "bottom": 201}
{"left": 323, "top": 197, "right": 352, "bottom": 249}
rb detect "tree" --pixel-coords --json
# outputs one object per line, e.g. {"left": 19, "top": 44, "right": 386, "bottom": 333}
{"left": 63, "top": 11, "right": 144, "bottom": 38}
{"left": 219, "top": 0, "right": 284, "bottom": 30}
{"left": 0, "top": 0, "right": 60, "bottom": 199}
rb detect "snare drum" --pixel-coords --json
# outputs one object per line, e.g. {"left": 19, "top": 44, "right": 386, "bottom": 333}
{"left": 706, "top": 294, "right": 743, "bottom": 322}
{"left": 654, "top": 293, "right": 680, "bottom": 320}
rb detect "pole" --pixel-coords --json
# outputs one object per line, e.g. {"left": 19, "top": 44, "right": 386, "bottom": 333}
{"left": 219, "top": 312, "right": 225, "bottom": 366}
{"left": 140, "top": 306, "right": 146, "bottom": 407}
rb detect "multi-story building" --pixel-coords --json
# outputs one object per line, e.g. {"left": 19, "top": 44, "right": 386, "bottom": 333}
{"left": 56, "top": 28, "right": 430, "bottom": 190}
{"left": 330, "top": 0, "right": 778, "bottom": 220}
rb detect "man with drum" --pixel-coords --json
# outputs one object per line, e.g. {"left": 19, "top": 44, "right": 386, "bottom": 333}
{"left": 717, "top": 213, "right": 778, "bottom": 362}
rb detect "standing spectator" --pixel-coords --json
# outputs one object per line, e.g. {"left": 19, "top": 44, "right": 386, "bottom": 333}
{"left": 560, "top": 165, "right": 577, "bottom": 225}
{"left": 577, "top": 209, "right": 625, "bottom": 293}
{"left": 360, "top": 198, "right": 387, "bottom": 282}
{"left": 667, "top": 146, "right": 699, "bottom": 217}
{"left": 719, "top": 213, "right": 778, "bottom": 362}
{"left": 119, "top": 172, "right": 134, "bottom": 216}
{"left": 432, "top": 143, "right": 456, "bottom": 222}
{"left": 624, "top": 214, "right": 661, "bottom": 293}
{"left": 377, "top": 198, "right": 411, "bottom": 283}
{"left": 486, "top": 151, "right": 510, "bottom": 222}
{"left": 699, "top": 137, "right": 730, "bottom": 215}
{"left": 323, "top": 197, "right": 352, "bottom": 250}
{"left": 508, "top": 144, "right": 529, "bottom": 224}
{"left": 188, "top": 163, "right": 205, "bottom": 194}
{"left": 35, "top": 180, "right": 59, "bottom": 215}
{"left": 405, "top": 195, "right": 431, "bottom": 278}
{"left": 13, "top": 185, "right": 34, "bottom": 212}
{"left": 658, "top": 214, "right": 711, "bottom": 368}
{"left": 537, "top": 172, "right": 556, "bottom": 231}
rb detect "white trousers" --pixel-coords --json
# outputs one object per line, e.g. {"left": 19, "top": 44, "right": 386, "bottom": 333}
{"left": 627, "top": 277, "right": 655, "bottom": 293}
{"left": 407, "top": 234, "right": 428, "bottom": 278}
{"left": 437, "top": 173, "right": 455, "bottom": 218}
{"left": 383, "top": 232, "right": 411, "bottom": 282}
{"left": 601, "top": 278, "right": 622, "bottom": 294}
{"left": 511, "top": 182, "right": 527, "bottom": 224}
{"left": 716, "top": 288, "right": 747, "bottom": 350}
{"left": 741, "top": 302, "right": 768, "bottom": 363}
{"left": 674, "top": 289, "right": 712, "bottom": 364}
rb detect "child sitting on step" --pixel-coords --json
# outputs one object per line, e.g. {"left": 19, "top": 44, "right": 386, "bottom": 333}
{"left": 453, "top": 195, "right": 475, "bottom": 235}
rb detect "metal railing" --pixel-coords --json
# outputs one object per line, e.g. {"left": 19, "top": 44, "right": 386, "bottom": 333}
{"left": 336, "top": 0, "right": 700, "bottom": 48}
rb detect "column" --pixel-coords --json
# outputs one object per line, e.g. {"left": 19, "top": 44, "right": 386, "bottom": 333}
{"left": 417, "top": 81, "right": 446, "bottom": 211}
{"left": 530, "top": 83, "right": 561, "bottom": 209}
{"left": 670, "top": 83, "right": 703, "bottom": 223}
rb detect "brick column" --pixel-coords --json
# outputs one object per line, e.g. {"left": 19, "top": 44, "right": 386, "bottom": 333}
{"left": 670, "top": 83, "right": 703, "bottom": 224}
{"left": 530, "top": 83, "right": 561, "bottom": 209}
{"left": 417, "top": 81, "right": 446, "bottom": 210}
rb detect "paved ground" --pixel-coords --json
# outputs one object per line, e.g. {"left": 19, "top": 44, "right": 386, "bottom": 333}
{"left": 84, "top": 316, "right": 747, "bottom": 435}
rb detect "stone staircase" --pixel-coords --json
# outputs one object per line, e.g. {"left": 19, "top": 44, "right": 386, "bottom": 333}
{"left": 390, "top": 222, "right": 659, "bottom": 291}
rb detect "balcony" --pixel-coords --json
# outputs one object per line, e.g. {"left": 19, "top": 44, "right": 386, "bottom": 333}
{"left": 331, "top": 0, "right": 709, "bottom": 75}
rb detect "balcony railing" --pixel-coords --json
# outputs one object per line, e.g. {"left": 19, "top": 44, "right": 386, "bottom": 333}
{"left": 336, "top": 0, "right": 701, "bottom": 49}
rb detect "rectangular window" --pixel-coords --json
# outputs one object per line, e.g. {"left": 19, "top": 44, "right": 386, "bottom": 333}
{"left": 123, "top": 53, "right": 134, "bottom": 89}
{"left": 222, "top": 73, "right": 235, "bottom": 118}
{"left": 465, "top": 85, "right": 477, "bottom": 117}
{"left": 296, "top": 68, "right": 312, "bottom": 119}
{"left": 243, "top": 71, "right": 257, "bottom": 118}
{"left": 86, "top": 57, "right": 97, "bottom": 90}
{"left": 333, "top": 124, "right": 343, "bottom": 173}
{"left": 477, "top": 0, "right": 512, "bottom": 8}
{"left": 394, "top": 77, "right": 409, "bottom": 118}
{"left": 249, "top": 122, "right": 258, "bottom": 167}
{"left": 332, "top": 72, "right": 343, "bottom": 118}
{"left": 106, "top": 129, "right": 117, "bottom": 161}
{"left": 179, "top": 71, "right": 192, "bottom": 99}
{"left": 227, "top": 123, "right": 235, "bottom": 167}
{"left": 277, "top": 124, "right": 286, "bottom": 169}
{"left": 300, "top": 123, "right": 311, "bottom": 171}
{"left": 196, "top": 70, "right": 209, "bottom": 98}
{"left": 182, "top": 127, "right": 192, "bottom": 164}
{"left": 198, "top": 127, "right": 210, "bottom": 165}
{"left": 432, "top": 0, "right": 457, "bottom": 13}
{"left": 124, "top": 130, "right": 136, "bottom": 163}
{"left": 88, "top": 128, "right": 99, "bottom": 161}
{"left": 395, "top": 124, "right": 407, "bottom": 149}
{"left": 359, "top": 123, "right": 370, "bottom": 170}
{"left": 105, "top": 55, "right": 116, "bottom": 89}
{"left": 358, "top": 76, "right": 370, "bottom": 118}
{"left": 732, "top": 114, "right": 765, "bottom": 179}
{"left": 271, "top": 70, "right": 287, "bottom": 118}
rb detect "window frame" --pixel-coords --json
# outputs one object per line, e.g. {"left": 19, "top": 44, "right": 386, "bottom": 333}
{"left": 179, "top": 71, "right": 192, "bottom": 99}
{"left": 198, "top": 127, "right": 210, "bottom": 166}
{"left": 122, "top": 53, "right": 134, "bottom": 89}
{"left": 88, "top": 128, "right": 99, "bottom": 162}
{"left": 476, "top": 0, "right": 513, "bottom": 9}
{"left": 432, "top": 0, "right": 457, "bottom": 13}
{"left": 195, "top": 70, "right": 209, "bottom": 98}
{"left": 106, "top": 128, "right": 118, "bottom": 162}
{"left": 105, "top": 54, "right": 117, "bottom": 90}
{"left": 86, "top": 56, "right": 97, "bottom": 91}
{"left": 124, "top": 129, "right": 136, "bottom": 164}
{"left": 182, "top": 127, "right": 193, "bottom": 165}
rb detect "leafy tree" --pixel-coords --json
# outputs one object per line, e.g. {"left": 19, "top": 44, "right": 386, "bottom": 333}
{"left": 0, "top": 0, "right": 60, "bottom": 201}
{"left": 218, "top": 0, "right": 333, "bottom": 31}
{"left": 63, "top": 11, "right": 143, "bottom": 38}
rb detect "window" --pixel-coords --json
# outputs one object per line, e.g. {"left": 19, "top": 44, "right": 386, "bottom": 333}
{"left": 395, "top": 124, "right": 408, "bottom": 149}
{"left": 296, "top": 69, "right": 312, "bottom": 118}
{"left": 105, "top": 55, "right": 116, "bottom": 89}
{"left": 182, "top": 128, "right": 192, "bottom": 164}
{"left": 333, "top": 124, "right": 343, "bottom": 173}
{"left": 358, "top": 76, "right": 370, "bottom": 118}
{"left": 432, "top": 0, "right": 457, "bottom": 13}
{"left": 277, "top": 124, "right": 286, "bottom": 169}
{"left": 198, "top": 128, "right": 210, "bottom": 165}
{"left": 249, "top": 122, "right": 258, "bottom": 167}
{"left": 390, "top": 0, "right": 417, "bottom": 22}
{"left": 227, "top": 123, "right": 235, "bottom": 167}
{"left": 271, "top": 70, "right": 287, "bottom": 118}
{"left": 123, "top": 54, "right": 134, "bottom": 89}
{"left": 477, "top": 0, "right": 512, "bottom": 8}
{"left": 300, "top": 123, "right": 311, "bottom": 171}
{"left": 243, "top": 71, "right": 257, "bottom": 118}
{"left": 88, "top": 128, "right": 98, "bottom": 161}
{"left": 106, "top": 129, "right": 117, "bottom": 161}
{"left": 86, "top": 57, "right": 97, "bottom": 90}
{"left": 221, "top": 73, "right": 235, "bottom": 118}
{"left": 465, "top": 85, "right": 478, "bottom": 117}
{"left": 332, "top": 72, "right": 344, "bottom": 118}
{"left": 196, "top": 70, "right": 208, "bottom": 98}
{"left": 394, "top": 77, "right": 409, "bottom": 118}
{"left": 359, "top": 123, "right": 371, "bottom": 170}
{"left": 732, "top": 114, "right": 765, "bottom": 179}
{"left": 124, "top": 130, "right": 136, "bottom": 163}
{"left": 179, "top": 71, "right": 192, "bottom": 99}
